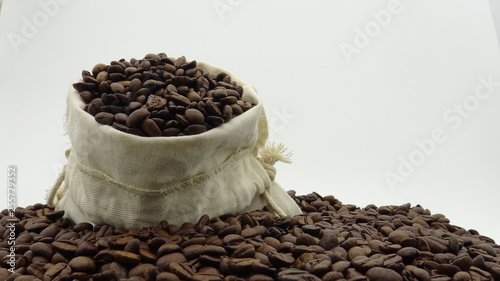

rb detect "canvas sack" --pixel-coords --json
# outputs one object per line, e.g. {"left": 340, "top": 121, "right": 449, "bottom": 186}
{"left": 47, "top": 61, "right": 302, "bottom": 228}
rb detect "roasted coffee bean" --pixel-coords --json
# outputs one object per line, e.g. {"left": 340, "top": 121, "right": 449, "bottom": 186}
{"left": 68, "top": 256, "right": 96, "bottom": 273}
{"left": 30, "top": 242, "right": 54, "bottom": 260}
{"left": 366, "top": 267, "right": 403, "bottom": 281}
{"left": 168, "top": 262, "right": 196, "bottom": 280}
{"left": 126, "top": 108, "right": 150, "bottom": 127}
{"left": 43, "top": 262, "right": 71, "bottom": 281}
{"left": 94, "top": 112, "right": 115, "bottom": 125}
{"left": 110, "top": 82, "right": 125, "bottom": 94}
{"left": 146, "top": 94, "right": 167, "bottom": 110}
{"left": 141, "top": 118, "right": 162, "bottom": 137}
{"left": 277, "top": 268, "right": 322, "bottom": 281}
{"left": 184, "top": 124, "right": 207, "bottom": 135}
{"left": 156, "top": 253, "right": 187, "bottom": 271}
{"left": 184, "top": 108, "right": 205, "bottom": 124}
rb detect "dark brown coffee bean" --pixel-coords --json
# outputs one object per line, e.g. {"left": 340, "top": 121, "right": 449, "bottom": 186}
{"left": 222, "top": 105, "right": 233, "bottom": 122}
{"left": 303, "top": 259, "right": 332, "bottom": 276}
{"left": 141, "top": 118, "right": 162, "bottom": 137}
{"left": 109, "top": 72, "right": 126, "bottom": 81}
{"left": 129, "top": 263, "right": 159, "bottom": 281}
{"left": 73, "top": 82, "right": 97, "bottom": 92}
{"left": 52, "top": 240, "right": 77, "bottom": 256}
{"left": 366, "top": 267, "right": 403, "bottom": 281}
{"left": 182, "top": 124, "right": 206, "bottom": 135}
{"left": 39, "top": 224, "right": 60, "bottom": 238}
{"left": 68, "top": 256, "right": 96, "bottom": 273}
{"left": 110, "top": 82, "right": 125, "bottom": 94}
{"left": 126, "top": 108, "right": 150, "bottom": 127}
{"left": 30, "top": 242, "right": 54, "bottom": 260}
{"left": 268, "top": 252, "right": 295, "bottom": 267}
{"left": 277, "top": 268, "right": 322, "bottom": 281}
{"left": 113, "top": 250, "right": 141, "bottom": 266}
{"left": 123, "top": 238, "right": 141, "bottom": 253}
{"left": 404, "top": 265, "right": 431, "bottom": 281}
{"left": 186, "top": 90, "right": 201, "bottom": 102}
{"left": 74, "top": 241, "right": 98, "bottom": 257}
{"left": 184, "top": 108, "right": 205, "bottom": 124}
{"left": 107, "top": 64, "right": 124, "bottom": 74}
{"left": 156, "top": 253, "right": 187, "bottom": 271}
{"left": 168, "top": 262, "right": 196, "bottom": 280}
{"left": 169, "top": 92, "right": 191, "bottom": 106}
{"left": 146, "top": 94, "right": 167, "bottom": 110}
{"left": 43, "top": 262, "right": 71, "bottom": 281}
{"left": 94, "top": 112, "right": 115, "bottom": 125}
{"left": 156, "top": 272, "right": 181, "bottom": 281}
{"left": 232, "top": 244, "right": 255, "bottom": 258}
{"left": 451, "top": 271, "right": 471, "bottom": 281}
{"left": 297, "top": 233, "right": 318, "bottom": 246}
{"left": 207, "top": 116, "right": 225, "bottom": 127}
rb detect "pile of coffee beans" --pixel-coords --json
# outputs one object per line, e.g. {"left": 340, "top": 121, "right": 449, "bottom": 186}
{"left": 72, "top": 54, "right": 255, "bottom": 137}
{"left": 1, "top": 192, "right": 499, "bottom": 281}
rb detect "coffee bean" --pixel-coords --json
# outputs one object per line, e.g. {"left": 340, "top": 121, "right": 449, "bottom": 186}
{"left": 110, "top": 82, "right": 125, "bottom": 94}
{"left": 156, "top": 253, "right": 187, "bottom": 271}
{"left": 451, "top": 271, "right": 471, "bottom": 281}
{"left": 277, "top": 268, "right": 322, "bottom": 281}
{"left": 52, "top": 240, "right": 77, "bottom": 256}
{"left": 68, "top": 256, "right": 96, "bottom": 273}
{"left": 168, "top": 262, "right": 196, "bottom": 280}
{"left": 366, "top": 267, "right": 403, "bottom": 281}
{"left": 113, "top": 250, "right": 141, "bottom": 266}
{"left": 268, "top": 252, "right": 295, "bottom": 267}
{"left": 126, "top": 108, "right": 150, "bottom": 127}
{"left": 141, "top": 118, "right": 162, "bottom": 137}
{"left": 146, "top": 94, "right": 167, "bottom": 110}
{"left": 184, "top": 124, "right": 207, "bottom": 135}
{"left": 169, "top": 92, "right": 191, "bottom": 106}
{"left": 94, "top": 112, "right": 115, "bottom": 126}
{"left": 129, "top": 263, "right": 159, "bottom": 281}
{"left": 30, "top": 242, "right": 54, "bottom": 260}
{"left": 156, "top": 272, "right": 181, "bottom": 281}
{"left": 184, "top": 108, "right": 205, "bottom": 124}
{"left": 232, "top": 244, "right": 255, "bottom": 258}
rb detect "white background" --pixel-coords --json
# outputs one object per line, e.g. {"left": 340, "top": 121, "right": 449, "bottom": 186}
{"left": 1, "top": 0, "right": 499, "bottom": 242}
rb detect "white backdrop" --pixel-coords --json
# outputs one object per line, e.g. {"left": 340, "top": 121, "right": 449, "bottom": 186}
{"left": 1, "top": 0, "right": 499, "bottom": 242}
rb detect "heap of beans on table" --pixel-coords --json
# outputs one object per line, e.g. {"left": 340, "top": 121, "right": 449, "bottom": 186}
{"left": 1, "top": 192, "right": 499, "bottom": 281}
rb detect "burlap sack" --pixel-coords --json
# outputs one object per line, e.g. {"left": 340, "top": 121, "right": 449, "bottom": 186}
{"left": 47, "top": 61, "right": 301, "bottom": 228}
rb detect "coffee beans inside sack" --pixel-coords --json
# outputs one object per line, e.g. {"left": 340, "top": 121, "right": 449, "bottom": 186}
{"left": 47, "top": 53, "right": 302, "bottom": 229}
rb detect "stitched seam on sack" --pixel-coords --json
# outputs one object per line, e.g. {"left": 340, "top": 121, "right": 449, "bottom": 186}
{"left": 75, "top": 147, "right": 254, "bottom": 197}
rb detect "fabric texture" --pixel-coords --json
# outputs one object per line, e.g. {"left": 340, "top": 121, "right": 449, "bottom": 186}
{"left": 48, "top": 62, "right": 301, "bottom": 228}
